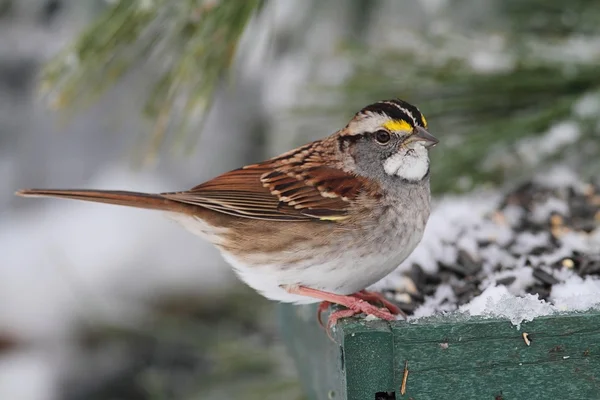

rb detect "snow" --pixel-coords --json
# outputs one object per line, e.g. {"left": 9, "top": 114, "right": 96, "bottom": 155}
{"left": 573, "top": 93, "right": 600, "bottom": 118}
{"left": 458, "top": 274, "right": 600, "bottom": 329}
{"left": 534, "top": 165, "right": 586, "bottom": 191}
{"left": 472, "top": 219, "right": 514, "bottom": 247}
{"left": 373, "top": 167, "right": 600, "bottom": 329}
{"left": 405, "top": 266, "right": 600, "bottom": 330}
{"left": 456, "top": 235, "right": 479, "bottom": 258}
{"left": 468, "top": 50, "right": 514, "bottom": 73}
{"left": 0, "top": 352, "right": 58, "bottom": 400}
{"left": 530, "top": 197, "right": 570, "bottom": 223}
{"left": 516, "top": 122, "right": 581, "bottom": 165}
{"left": 459, "top": 285, "right": 555, "bottom": 330}
{"left": 510, "top": 232, "right": 551, "bottom": 255}
{"left": 481, "top": 266, "right": 536, "bottom": 295}
{"left": 385, "top": 276, "right": 418, "bottom": 295}
{"left": 551, "top": 276, "right": 600, "bottom": 312}
{"left": 479, "top": 245, "right": 517, "bottom": 273}
{"left": 502, "top": 204, "right": 525, "bottom": 227}
{"left": 410, "top": 284, "right": 457, "bottom": 319}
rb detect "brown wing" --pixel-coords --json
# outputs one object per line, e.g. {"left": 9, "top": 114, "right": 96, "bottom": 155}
{"left": 162, "top": 141, "right": 371, "bottom": 222}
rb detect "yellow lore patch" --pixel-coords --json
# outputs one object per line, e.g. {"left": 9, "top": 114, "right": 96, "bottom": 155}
{"left": 383, "top": 119, "right": 412, "bottom": 132}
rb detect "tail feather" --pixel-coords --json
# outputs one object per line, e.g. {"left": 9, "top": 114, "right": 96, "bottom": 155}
{"left": 15, "top": 189, "right": 195, "bottom": 214}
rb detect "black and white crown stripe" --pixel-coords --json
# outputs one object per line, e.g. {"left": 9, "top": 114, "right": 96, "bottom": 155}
{"left": 359, "top": 99, "right": 426, "bottom": 129}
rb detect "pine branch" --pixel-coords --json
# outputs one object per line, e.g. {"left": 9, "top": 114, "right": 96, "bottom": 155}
{"left": 41, "top": 0, "right": 264, "bottom": 157}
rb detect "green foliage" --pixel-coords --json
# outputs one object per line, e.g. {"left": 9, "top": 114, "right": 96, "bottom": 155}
{"left": 41, "top": 0, "right": 264, "bottom": 156}
{"left": 500, "top": 0, "right": 600, "bottom": 36}
{"left": 298, "top": 0, "right": 600, "bottom": 193}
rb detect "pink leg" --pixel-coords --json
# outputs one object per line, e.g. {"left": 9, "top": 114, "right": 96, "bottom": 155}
{"left": 354, "top": 290, "right": 406, "bottom": 318}
{"left": 284, "top": 285, "right": 397, "bottom": 326}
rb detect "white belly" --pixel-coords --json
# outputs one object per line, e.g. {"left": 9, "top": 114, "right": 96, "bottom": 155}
{"left": 221, "top": 226, "right": 424, "bottom": 304}
{"left": 168, "top": 202, "right": 427, "bottom": 303}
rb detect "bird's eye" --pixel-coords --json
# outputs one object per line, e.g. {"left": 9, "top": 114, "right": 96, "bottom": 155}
{"left": 374, "top": 130, "right": 391, "bottom": 144}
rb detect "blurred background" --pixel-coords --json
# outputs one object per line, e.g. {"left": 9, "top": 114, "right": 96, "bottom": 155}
{"left": 1, "top": 0, "right": 599, "bottom": 399}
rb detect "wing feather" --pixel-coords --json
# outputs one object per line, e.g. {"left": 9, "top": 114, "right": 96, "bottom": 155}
{"left": 162, "top": 140, "right": 376, "bottom": 221}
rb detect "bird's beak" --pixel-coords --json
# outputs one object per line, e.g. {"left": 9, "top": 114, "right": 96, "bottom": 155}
{"left": 408, "top": 126, "right": 439, "bottom": 148}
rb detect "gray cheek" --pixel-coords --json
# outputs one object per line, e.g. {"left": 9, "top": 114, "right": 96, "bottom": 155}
{"left": 352, "top": 140, "right": 397, "bottom": 180}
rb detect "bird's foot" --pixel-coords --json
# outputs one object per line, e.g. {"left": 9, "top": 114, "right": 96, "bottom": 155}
{"left": 284, "top": 285, "right": 400, "bottom": 337}
{"left": 316, "top": 299, "right": 396, "bottom": 340}
{"left": 353, "top": 289, "right": 407, "bottom": 318}
{"left": 316, "top": 296, "right": 398, "bottom": 327}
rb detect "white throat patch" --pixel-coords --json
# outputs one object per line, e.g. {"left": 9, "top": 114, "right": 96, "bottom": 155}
{"left": 383, "top": 144, "right": 429, "bottom": 181}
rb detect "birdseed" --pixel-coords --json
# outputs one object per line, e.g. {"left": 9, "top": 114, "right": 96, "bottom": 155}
{"left": 373, "top": 170, "right": 600, "bottom": 318}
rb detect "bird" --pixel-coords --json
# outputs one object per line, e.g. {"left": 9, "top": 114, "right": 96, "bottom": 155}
{"left": 16, "top": 99, "right": 438, "bottom": 330}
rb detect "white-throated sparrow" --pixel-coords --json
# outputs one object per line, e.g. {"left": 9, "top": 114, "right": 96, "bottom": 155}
{"left": 17, "top": 99, "right": 438, "bottom": 328}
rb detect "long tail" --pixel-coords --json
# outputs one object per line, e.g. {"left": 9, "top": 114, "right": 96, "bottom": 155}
{"left": 15, "top": 189, "right": 196, "bottom": 214}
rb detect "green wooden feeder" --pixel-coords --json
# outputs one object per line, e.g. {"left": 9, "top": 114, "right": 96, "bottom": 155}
{"left": 280, "top": 304, "right": 600, "bottom": 400}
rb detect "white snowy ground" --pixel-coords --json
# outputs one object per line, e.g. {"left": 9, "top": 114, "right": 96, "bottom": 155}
{"left": 371, "top": 166, "right": 600, "bottom": 329}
